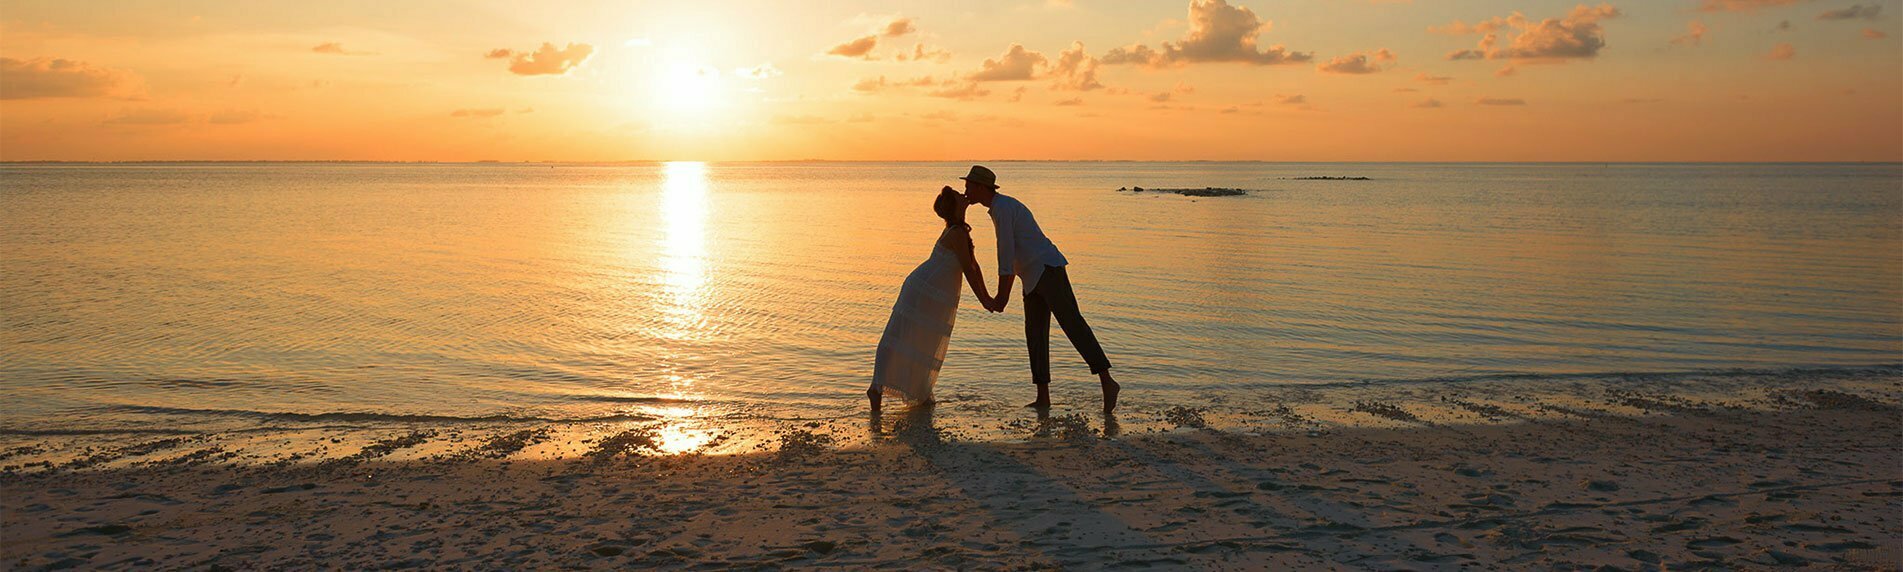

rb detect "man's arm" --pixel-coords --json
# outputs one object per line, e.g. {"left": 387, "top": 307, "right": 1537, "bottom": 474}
{"left": 990, "top": 274, "right": 1014, "bottom": 313}
{"left": 991, "top": 201, "right": 1016, "bottom": 313}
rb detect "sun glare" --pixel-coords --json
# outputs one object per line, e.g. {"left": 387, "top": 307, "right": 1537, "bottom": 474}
{"left": 653, "top": 62, "right": 724, "bottom": 118}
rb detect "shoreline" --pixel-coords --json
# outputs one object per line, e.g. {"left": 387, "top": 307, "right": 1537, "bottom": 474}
{"left": 4, "top": 375, "right": 1900, "bottom": 569}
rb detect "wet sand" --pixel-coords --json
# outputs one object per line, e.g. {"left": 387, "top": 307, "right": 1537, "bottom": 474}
{"left": 4, "top": 381, "right": 1900, "bottom": 570}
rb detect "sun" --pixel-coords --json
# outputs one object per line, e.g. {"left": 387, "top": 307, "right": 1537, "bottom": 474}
{"left": 652, "top": 62, "right": 724, "bottom": 117}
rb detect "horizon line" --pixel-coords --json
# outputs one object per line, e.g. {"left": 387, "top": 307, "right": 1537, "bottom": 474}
{"left": 5, "top": 159, "right": 1901, "bottom": 165}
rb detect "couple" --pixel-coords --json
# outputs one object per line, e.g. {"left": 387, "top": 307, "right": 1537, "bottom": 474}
{"left": 867, "top": 165, "right": 1120, "bottom": 413}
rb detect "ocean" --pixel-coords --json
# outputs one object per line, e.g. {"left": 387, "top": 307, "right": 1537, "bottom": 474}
{"left": 2, "top": 162, "right": 1899, "bottom": 437}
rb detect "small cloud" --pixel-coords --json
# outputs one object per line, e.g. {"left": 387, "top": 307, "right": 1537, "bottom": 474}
{"left": 1496, "top": 65, "right": 1518, "bottom": 77}
{"left": 1697, "top": 0, "right": 1813, "bottom": 12}
{"left": 969, "top": 44, "right": 1047, "bottom": 82}
{"left": 1275, "top": 94, "right": 1306, "bottom": 104}
{"left": 828, "top": 36, "right": 878, "bottom": 59}
{"left": 484, "top": 48, "right": 513, "bottom": 59}
{"left": 1863, "top": 28, "right": 1888, "bottom": 38}
{"left": 1412, "top": 98, "right": 1444, "bottom": 108}
{"left": 1764, "top": 42, "right": 1796, "bottom": 59}
{"left": 1054, "top": 97, "right": 1084, "bottom": 106}
{"left": 894, "top": 43, "right": 952, "bottom": 63}
{"left": 1316, "top": 48, "right": 1396, "bottom": 74}
{"left": 1433, "top": 4, "right": 1622, "bottom": 62}
{"left": 884, "top": 18, "right": 916, "bottom": 37}
{"left": 1101, "top": 0, "right": 1312, "bottom": 67}
{"left": 1414, "top": 73, "right": 1452, "bottom": 85}
{"left": 1220, "top": 106, "right": 1241, "bottom": 114}
{"left": 1476, "top": 97, "right": 1526, "bottom": 105}
{"left": 1817, "top": 4, "right": 1881, "bottom": 20}
{"left": 735, "top": 63, "right": 782, "bottom": 79}
{"left": 450, "top": 108, "right": 506, "bottom": 118}
{"left": 1394, "top": 87, "right": 1420, "bottom": 92}
{"left": 851, "top": 76, "right": 887, "bottom": 93}
{"left": 104, "top": 108, "right": 191, "bottom": 126}
{"left": 1008, "top": 86, "right": 1028, "bottom": 102}
{"left": 929, "top": 82, "right": 990, "bottom": 100}
{"left": 498, "top": 42, "right": 594, "bottom": 75}
{"left": 1050, "top": 42, "right": 1103, "bottom": 91}
{"left": 1775, "top": 20, "right": 1796, "bottom": 32}
{"left": 1148, "top": 91, "right": 1172, "bottom": 102}
{"left": 1672, "top": 21, "right": 1709, "bottom": 46}
{"left": 311, "top": 42, "right": 374, "bottom": 56}
{"left": 0, "top": 57, "right": 143, "bottom": 99}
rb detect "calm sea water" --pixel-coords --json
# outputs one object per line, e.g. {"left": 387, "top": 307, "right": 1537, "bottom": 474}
{"left": 2, "top": 162, "right": 1899, "bottom": 432}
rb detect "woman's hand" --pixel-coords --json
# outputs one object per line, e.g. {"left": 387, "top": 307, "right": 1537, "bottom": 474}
{"left": 976, "top": 292, "right": 995, "bottom": 309}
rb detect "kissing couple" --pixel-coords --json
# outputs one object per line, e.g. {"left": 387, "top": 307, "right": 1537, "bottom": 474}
{"left": 867, "top": 165, "right": 1120, "bottom": 413}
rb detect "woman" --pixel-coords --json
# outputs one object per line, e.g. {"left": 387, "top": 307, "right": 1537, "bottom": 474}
{"left": 868, "top": 187, "right": 994, "bottom": 410}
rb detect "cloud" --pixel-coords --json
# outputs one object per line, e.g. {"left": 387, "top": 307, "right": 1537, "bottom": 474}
{"left": 852, "top": 76, "right": 888, "bottom": 93}
{"left": 1414, "top": 72, "right": 1453, "bottom": 85}
{"left": 1864, "top": 28, "right": 1889, "bottom": 38}
{"left": 1275, "top": 94, "right": 1306, "bottom": 104}
{"left": 735, "top": 63, "right": 782, "bottom": 79}
{"left": 1148, "top": 92, "right": 1173, "bottom": 102}
{"left": 1764, "top": 42, "right": 1796, "bottom": 59}
{"left": 1054, "top": 97, "right": 1084, "bottom": 106}
{"left": 1476, "top": 97, "right": 1527, "bottom": 105}
{"left": 826, "top": 16, "right": 916, "bottom": 59}
{"left": 884, "top": 18, "right": 917, "bottom": 37}
{"left": 496, "top": 42, "right": 594, "bottom": 75}
{"left": 1775, "top": 20, "right": 1796, "bottom": 31}
{"left": 103, "top": 108, "right": 191, "bottom": 126}
{"left": 450, "top": 108, "right": 506, "bottom": 118}
{"left": 1817, "top": 4, "right": 1881, "bottom": 20}
{"left": 894, "top": 43, "right": 952, "bottom": 63}
{"left": 969, "top": 44, "right": 1047, "bottom": 81}
{"left": 312, "top": 42, "right": 376, "bottom": 56}
{"left": 1413, "top": 98, "right": 1444, "bottom": 108}
{"left": 929, "top": 82, "right": 990, "bottom": 100}
{"left": 1049, "top": 42, "right": 1104, "bottom": 91}
{"left": 0, "top": 57, "right": 142, "bottom": 99}
{"left": 1102, "top": 0, "right": 1312, "bottom": 67}
{"left": 1698, "top": 0, "right": 1812, "bottom": 11}
{"left": 828, "top": 36, "right": 879, "bottom": 58}
{"left": 1436, "top": 4, "right": 1622, "bottom": 62}
{"left": 1496, "top": 64, "right": 1519, "bottom": 76}
{"left": 1316, "top": 48, "right": 1396, "bottom": 74}
{"left": 1672, "top": 21, "right": 1709, "bottom": 45}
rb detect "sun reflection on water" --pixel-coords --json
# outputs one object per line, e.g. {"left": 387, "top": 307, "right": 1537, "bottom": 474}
{"left": 656, "top": 161, "right": 710, "bottom": 410}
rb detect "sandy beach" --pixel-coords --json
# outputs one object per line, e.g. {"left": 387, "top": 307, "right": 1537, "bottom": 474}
{"left": 5, "top": 373, "right": 1898, "bottom": 570}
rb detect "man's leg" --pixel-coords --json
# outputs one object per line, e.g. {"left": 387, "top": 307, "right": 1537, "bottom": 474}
{"left": 1036, "top": 266, "right": 1119, "bottom": 411}
{"left": 1023, "top": 283, "right": 1053, "bottom": 408}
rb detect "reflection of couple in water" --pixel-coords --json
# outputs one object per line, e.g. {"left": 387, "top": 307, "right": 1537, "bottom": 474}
{"left": 866, "top": 165, "right": 1120, "bottom": 414}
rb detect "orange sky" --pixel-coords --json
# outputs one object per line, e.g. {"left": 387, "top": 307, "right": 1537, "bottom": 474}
{"left": 2, "top": 0, "right": 1899, "bottom": 162}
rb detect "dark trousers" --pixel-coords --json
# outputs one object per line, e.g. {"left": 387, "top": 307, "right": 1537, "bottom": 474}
{"left": 1024, "top": 265, "right": 1112, "bottom": 385}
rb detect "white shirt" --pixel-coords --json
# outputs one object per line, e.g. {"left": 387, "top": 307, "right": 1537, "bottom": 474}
{"left": 987, "top": 193, "right": 1068, "bottom": 294}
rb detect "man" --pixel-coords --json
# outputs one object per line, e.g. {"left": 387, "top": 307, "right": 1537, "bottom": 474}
{"left": 959, "top": 165, "right": 1120, "bottom": 412}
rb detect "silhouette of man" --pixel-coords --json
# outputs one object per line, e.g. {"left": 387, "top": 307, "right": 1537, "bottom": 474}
{"left": 958, "top": 165, "right": 1119, "bottom": 412}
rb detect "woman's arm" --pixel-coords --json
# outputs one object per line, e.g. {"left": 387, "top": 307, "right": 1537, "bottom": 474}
{"left": 949, "top": 228, "right": 993, "bottom": 308}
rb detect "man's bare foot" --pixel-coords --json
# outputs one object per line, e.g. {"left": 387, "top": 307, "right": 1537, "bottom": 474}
{"left": 867, "top": 386, "right": 882, "bottom": 411}
{"left": 1099, "top": 373, "right": 1120, "bottom": 413}
{"left": 1026, "top": 384, "right": 1051, "bottom": 409}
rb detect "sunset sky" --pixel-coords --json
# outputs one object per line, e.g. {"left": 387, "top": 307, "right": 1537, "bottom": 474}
{"left": 2, "top": 0, "right": 1899, "bottom": 162}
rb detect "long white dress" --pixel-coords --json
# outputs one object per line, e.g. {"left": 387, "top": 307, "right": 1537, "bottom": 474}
{"left": 871, "top": 227, "right": 964, "bottom": 404}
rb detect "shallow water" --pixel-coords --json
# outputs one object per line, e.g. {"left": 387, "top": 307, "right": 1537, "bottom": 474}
{"left": 2, "top": 162, "right": 1899, "bottom": 433}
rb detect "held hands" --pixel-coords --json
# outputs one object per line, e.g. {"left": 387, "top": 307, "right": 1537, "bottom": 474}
{"left": 984, "top": 296, "right": 1007, "bottom": 313}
